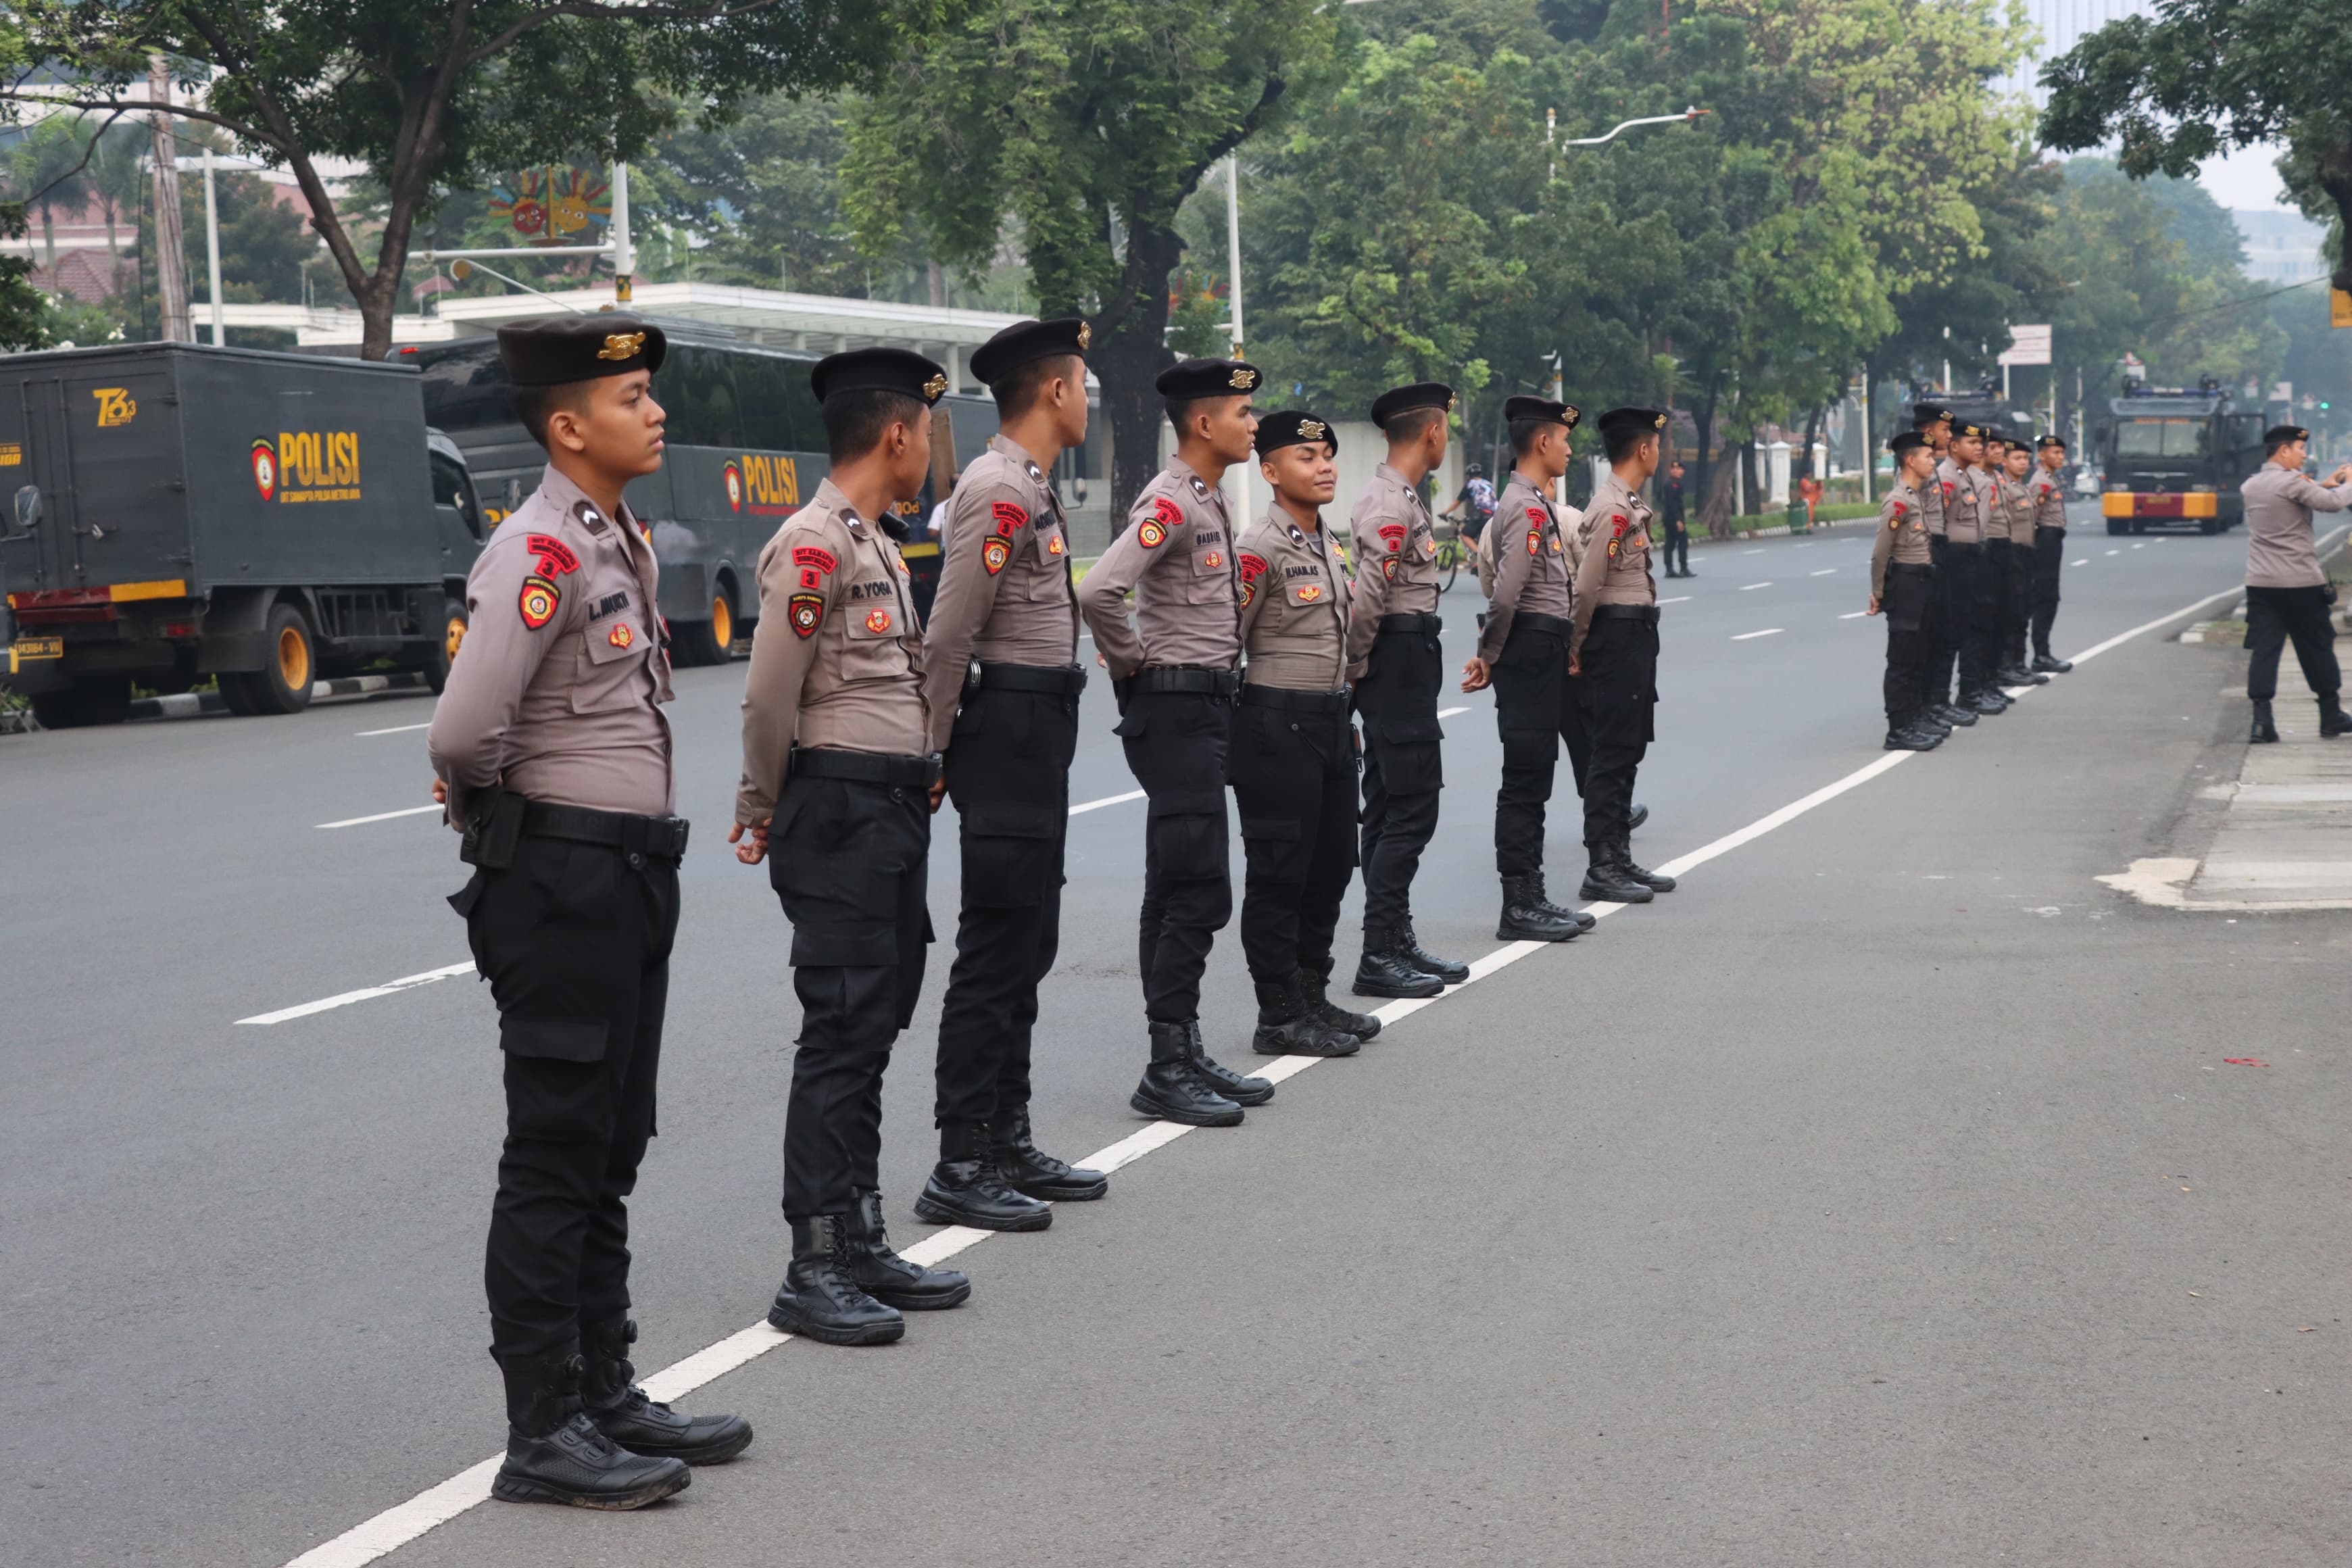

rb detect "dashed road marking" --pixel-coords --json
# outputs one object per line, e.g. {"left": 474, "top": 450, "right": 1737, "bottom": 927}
{"left": 1809, "top": 568, "right": 1836, "bottom": 577}
{"left": 239, "top": 961, "right": 477, "bottom": 1027}
{"left": 316, "top": 805, "right": 441, "bottom": 830}
{"left": 356, "top": 722, "right": 431, "bottom": 737}
{"left": 1732, "top": 628, "right": 1783, "bottom": 641}
{"left": 1659, "top": 595, "right": 1692, "bottom": 604}
{"left": 1839, "top": 611, "right": 1868, "bottom": 620}
{"left": 1067, "top": 789, "right": 1145, "bottom": 816}
{"left": 1739, "top": 581, "right": 1772, "bottom": 591}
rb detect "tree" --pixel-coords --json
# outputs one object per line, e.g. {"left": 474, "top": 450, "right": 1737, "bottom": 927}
{"left": 841, "top": 0, "right": 1341, "bottom": 518}
{"left": 2040, "top": 0, "right": 2352, "bottom": 291}
{"left": 0, "top": 201, "right": 53, "bottom": 349}
{"left": 6, "top": 0, "right": 916, "bottom": 357}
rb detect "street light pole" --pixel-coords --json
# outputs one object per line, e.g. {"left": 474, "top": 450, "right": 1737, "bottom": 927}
{"left": 201, "top": 147, "right": 224, "bottom": 346}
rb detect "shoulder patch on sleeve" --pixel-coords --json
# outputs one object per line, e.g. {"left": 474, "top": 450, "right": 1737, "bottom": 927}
{"left": 991, "top": 501, "right": 1029, "bottom": 537}
{"left": 525, "top": 533, "right": 579, "bottom": 577}
{"left": 1239, "top": 551, "right": 1269, "bottom": 584}
{"left": 791, "top": 545, "right": 837, "bottom": 575}
{"left": 982, "top": 536, "right": 1012, "bottom": 575}
{"left": 1525, "top": 506, "right": 1546, "bottom": 526}
{"left": 518, "top": 574, "right": 561, "bottom": 629}
{"left": 1527, "top": 527, "right": 1542, "bottom": 555}
{"left": 1152, "top": 496, "right": 1184, "bottom": 529}
{"left": 789, "top": 592, "right": 825, "bottom": 638}
{"left": 1378, "top": 523, "right": 1407, "bottom": 552}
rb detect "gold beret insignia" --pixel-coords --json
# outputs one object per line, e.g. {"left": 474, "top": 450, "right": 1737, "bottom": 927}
{"left": 922, "top": 372, "right": 948, "bottom": 400}
{"left": 1077, "top": 322, "right": 1092, "bottom": 351}
{"left": 597, "top": 331, "right": 647, "bottom": 362}
{"left": 1447, "top": 393, "right": 1459, "bottom": 412}
{"left": 1654, "top": 412, "right": 1667, "bottom": 429}
{"left": 1230, "top": 367, "right": 1258, "bottom": 391}
{"left": 1298, "top": 418, "right": 1326, "bottom": 440}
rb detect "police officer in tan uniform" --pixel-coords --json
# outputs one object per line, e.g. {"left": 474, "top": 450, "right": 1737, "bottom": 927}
{"left": 733, "top": 348, "right": 970, "bottom": 1346}
{"left": 912, "top": 318, "right": 1107, "bottom": 1233}
{"left": 1938, "top": 422, "right": 2005, "bottom": 716}
{"left": 1346, "top": 383, "right": 1471, "bottom": 999}
{"left": 1229, "top": 410, "right": 1373, "bottom": 1059}
{"left": 2028, "top": 435, "right": 2074, "bottom": 674}
{"left": 1077, "top": 357, "right": 1275, "bottom": 1127}
{"left": 1868, "top": 431, "right": 1944, "bottom": 750}
{"left": 1459, "top": 395, "right": 1592, "bottom": 944}
{"left": 1909, "top": 403, "right": 1976, "bottom": 730}
{"left": 1998, "top": 441, "right": 2050, "bottom": 685}
{"left": 2241, "top": 422, "right": 2352, "bottom": 741}
{"left": 430, "top": 316, "right": 750, "bottom": 1511}
{"left": 1569, "top": 408, "right": 1676, "bottom": 905}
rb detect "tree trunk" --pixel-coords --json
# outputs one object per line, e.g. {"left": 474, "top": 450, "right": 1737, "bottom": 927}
{"left": 1695, "top": 439, "right": 1738, "bottom": 536}
{"left": 1799, "top": 403, "right": 1824, "bottom": 481}
{"left": 1094, "top": 214, "right": 1184, "bottom": 532}
{"left": 1689, "top": 372, "right": 1721, "bottom": 533}
{"left": 38, "top": 202, "right": 55, "bottom": 272}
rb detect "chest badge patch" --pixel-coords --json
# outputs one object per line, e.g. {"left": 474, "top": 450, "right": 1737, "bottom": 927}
{"left": 865, "top": 608, "right": 893, "bottom": 635}
{"left": 1202, "top": 551, "right": 1223, "bottom": 570}
{"left": 608, "top": 622, "right": 634, "bottom": 650}
{"left": 525, "top": 534, "right": 579, "bottom": 577}
{"left": 982, "top": 536, "right": 1012, "bottom": 575}
{"left": 518, "top": 576, "right": 560, "bottom": 629}
{"left": 1046, "top": 533, "right": 1066, "bottom": 556}
{"left": 1296, "top": 583, "right": 1323, "bottom": 603}
{"left": 789, "top": 593, "right": 824, "bottom": 638}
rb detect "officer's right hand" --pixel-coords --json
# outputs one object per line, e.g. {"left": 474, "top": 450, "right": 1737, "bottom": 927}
{"left": 1460, "top": 656, "right": 1490, "bottom": 693}
{"left": 1567, "top": 654, "right": 1582, "bottom": 677}
{"left": 1866, "top": 596, "right": 1881, "bottom": 617}
{"left": 430, "top": 778, "right": 447, "bottom": 804}
{"left": 728, "top": 818, "right": 770, "bottom": 865}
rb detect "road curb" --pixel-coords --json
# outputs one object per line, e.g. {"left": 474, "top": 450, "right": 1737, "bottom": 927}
{"left": 127, "top": 671, "right": 428, "bottom": 722}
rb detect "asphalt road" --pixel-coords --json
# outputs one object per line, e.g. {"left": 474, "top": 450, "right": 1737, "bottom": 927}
{"left": 7, "top": 508, "right": 2348, "bottom": 1567}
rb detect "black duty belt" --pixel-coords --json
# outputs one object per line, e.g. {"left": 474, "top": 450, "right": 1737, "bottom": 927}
{"left": 1591, "top": 604, "right": 1661, "bottom": 624}
{"left": 521, "top": 800, "right": 691, "bottom": 861}
{"left": 1941, "top": 537, "right": 1983, "bottom": 552}
{"left": 1886, "top": 561, "right": 1935, "bottom": 577}
{"left": 2036, "top": 524, "right": 2067, "bottom": 535}
{"left": 1378, "top": 612, "right": 1442, "bottom": 634}
{"left": 971, "top": 662, "right": 1088, "bottom": 695}
{"left": 1242, "top": 683, "right": 1352, "bottom": 714}
{"left": 1509, "top": 612, "right": 1573, "bottom": 639}
{"left": 1135, "top": 666, "right": 1241, "bottom": 697}
{"left": 789, "top": 745, "right": 943, "bottom": 789}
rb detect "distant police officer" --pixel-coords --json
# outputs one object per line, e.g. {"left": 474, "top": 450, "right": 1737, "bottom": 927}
{"left": 1077, "top": 358, "right": 1275, "bottom": 1127}
{"left": 2028, "top": 436, "right": 2074, "bottom": 674}
{"left": 1459, "top": 395, "right": 1594, "bottom": 943}
{"left": 1991, "top": 439, "right": 2048, "bottom": 687}
{"left": 733, "top": 347, "right": 969, "bottom": 1347}
{"left": 1229, "top": 410, "right": 1373, "bottom": 1058}
{"left": 1660, "top": 460, "right": 1692, "bottom": 578}
{"left": 2241, "top": 423, "right": 2352, "bottom": 742}
{"left": 1909, "top": 403, "right": 1976, "bottom": 731}
{"left": 914, "top": 318, "right": 1108, "bottom": 1233}
{"left": 1570, "top": 408, "right": 1676, "bottom": 905}
{"left": 1868, "top": 431, "right": 1944, "bottom": 751}
{"left": 1938, "top": 422, "right": 2005, "bottom": 716}
{"left": 1346, "top": 383, "right": 1472, "bottom": 998}
{"left": 430, "top": 316, "right": 750, "bottom": 1511}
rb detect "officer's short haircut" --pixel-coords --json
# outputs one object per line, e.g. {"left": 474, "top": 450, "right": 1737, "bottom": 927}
{"left": 1507, "top": 417, "right": 1554, "bottom": 458}
{"left": 1383, "top": 407, "right": 1446, "bottom": 449}
{"left": 823, "top": 387, "right": 928, "bottom": 462}
{"left": 1602, "top": 425, "right": 1658, "bottom": 463}
{"left": 510, "top": 381, "right": 596, "bottom": 450}
{"left": 992, "top": 353, "right": 1083, "bottom": 419}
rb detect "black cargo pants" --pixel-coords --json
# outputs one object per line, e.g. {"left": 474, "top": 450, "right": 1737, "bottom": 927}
{"left": 2005, "top": 540, "right": 2035, "bottom": 670}
{"left": 1881, "top": 563, "right": 1936, "bottom": 729}
{"left": 1117, "top": 687, "right": 1235, "bottom": 1023}
{"left": 456, "top": 823, "right": 681, "bottom": 1365}
{"left": 1227, "top": 687, "right": 1358, "bottom": 986}
{"left": 1491, "top": 618, "right": 1573, "bottom": 879}
{"left": 934, "top": 678, "right": 1079, "bottom": 1133}
{"left": 2245, "top": 584, "right": 2343, "bottom": 702}
{"left": 1574, "top": 610, "right": 1658, "bottom": 850}
{"left": 2031, "top": 528, "right": 2065, "bottom": 658}
{"left": 768, "top": 764, "right": 932, "bottom": 1220}
{"left": 1934, "top": 539, "right": 1987, "bottom": 699}
{"left": 1355, "top": 616, "right": 1445, "bottom": 929}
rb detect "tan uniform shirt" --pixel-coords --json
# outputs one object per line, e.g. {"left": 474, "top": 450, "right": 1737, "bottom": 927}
{"left": 1984, "top": 472, "right": 2024, "bottom": 544}
{"left": 735, "top": 477, "right": 929, "bottom": 825}
{"left": 1237, "top": 507, "right": 1350, "bottom": 691}
{"left": 918, "top": 434, "right": 1079, "bottom": 751}
{"left": 2243, "top": 464, "right": 2352, "bottom": 588}
{"left": 1569, "top": 471, "right": 1655, "bottom": 662}
{"left": 1344, "top": 463, "right": 1442, "bottom": 677}
{"left": 1869, "top": 479, "right": 1931, "bottom": 599}
{"left": 1918, "top": 451, "right": 1949, "bottom": 537}
{"left": 1075, "top": 458, "right": 1241, "bottom": 677}
{"left": 428, "top": 464, "right": 674, "bottom": 825}
{"left": 2028, "top": 470, "right": 2068, "bottom": 532}
{"left": 1478, "top": 472, "right": 1575, "bottom": 660}
{"left": 1936, "top": 458, "right": 1985, "bottom": 545}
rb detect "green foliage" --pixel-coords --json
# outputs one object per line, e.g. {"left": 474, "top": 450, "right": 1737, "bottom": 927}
{"left": 635, "top": 95, "right": 870, "bottom": 295}
{"left": 0, "top": 201, "right": 53, "bottom": 351}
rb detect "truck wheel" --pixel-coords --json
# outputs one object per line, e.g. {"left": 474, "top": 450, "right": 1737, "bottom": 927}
{"left": 29, "top": 678, "right": 132, "bottom": 729}
{"left": 673, "top": 585, "right": 735, "bottom": 666}
{"left": 425, "top": 601, "right": 469, "bottom": 695}
{"left": 245, "top": 603, "right": 317, "bottom": 715}
{"left": 2199, "top": 516, "right": 2222, "bottom": 535}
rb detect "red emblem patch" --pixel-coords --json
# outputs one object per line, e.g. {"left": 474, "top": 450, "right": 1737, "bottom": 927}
{"left": 525, "top": 534, "right": 580, "bottom": 577}
{"left": 1137, "top": 520, "right": 1168, "bottom": 549}
{"left": 1152, "top": 497, "right": 1184, "bottom": 530}
{"left": 800, "top": 568, "right": 823, "bottom": 589}
{"left": 608, "top": 622, "right": 633, "bottom": 649}
{"left": 1526, "top": 506, "right": 1546, "bottom": 526}
{"left": 1527, "top": 529, "right": 1542, "bottom": 556}
{"left": 789, "top": 593, "right": 823, "bottom": 638}
{"left": 864, "top": 608, "right": 893, "bottom": 634}
{"left": 1892, "top": 500, "right": 1907, "bottom": 518}
{"left": 1379, "top": 524, "right": 1406, "bottom": 553}
{"left": 518, "top": 575, "right": 560, "bottom": 629}
{"left": 1296, "top": 583, "right": 1323, "bottom": 602}
{"left": 991, "top": 501, "right": 1029, "bottom": 538}
{"left": 1202, "top": 552, "right": 1223, "bottom": 570}
{"left": 1046, "top": 533, "right": 1067, "bottom": 556}
{"left": 1239, "top": 552, "right": 1269, "bottom": 584}
{"left": 1240, "top": 581, "right": 1256, "bottom": 609}
{"left": 1382, "top": 557, "right": 1398, "bottom": 581}
{"left": 792, "top": 545, "right": 837, "bottom": 574}
{"left": 982, "top": 537, "right": 1011, "bottom": 576}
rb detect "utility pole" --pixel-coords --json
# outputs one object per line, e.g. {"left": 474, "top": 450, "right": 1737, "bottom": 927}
{"left": 201, "top": 147, "right": 224, "bottom": 346}
{"left": 148, "top": 57, "right": 191, "bottom": 343}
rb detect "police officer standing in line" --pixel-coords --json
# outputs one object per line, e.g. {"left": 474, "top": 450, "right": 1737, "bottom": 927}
{"left": 1569, "top": 408, "right": 1677, "bottom": 905}
{"left": 430, "top": 316, "right": 750, "bottom": 1511}
{"left": 1660, "top": 460, "right": 1692, "bottom": 578}
{"left": 2028, "top": 435, "right": 2074, "bottom": 674}
{"left": 1974, "top": 435, "right": 2019, "bottom": 686}
{"left": 1229, "top": 411, "right": 1377, "bottom": 1057}
{"left": 1867, "top": 431, "right": 1944, "bottom": 751}
{"left": 1459, "top": 395, "right": 1595, "bottom": 944}
{"left": 2241, "top": 422, "right": 2352, "bottom": 743}
{"left": 1910, "top": 402, "right": 1976, "bottom": 731}
{"left": 1994, "top": 439, "right": 2049, "bottom": 687}
{"left": 913, "top": 318, "right": 1108, "bottom": 1233}
{"left": 1938, "top": 421, "right": 2005, "bottom": 716}
{"left": 1076, "top": 358, "right": 1275, "bottom": 1127}
{"left": 733, "top": 348, "right": 971, "bottom": 1347}
{"left": 1346, "top": 383, "right": 1473, "bottom": 998}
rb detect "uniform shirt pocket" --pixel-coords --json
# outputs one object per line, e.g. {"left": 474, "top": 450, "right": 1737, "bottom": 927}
{"left": 571, "top": 614, "right": 649, "bottom": 712}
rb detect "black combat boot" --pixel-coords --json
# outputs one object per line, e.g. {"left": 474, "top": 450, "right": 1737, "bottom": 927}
{"left": 1185, "top": 1021, "right": 1276, "bottom": 1103}
{"left": 2032, "top": 653, "right": 2072, "bottom": 673}
{"left": 579, "top": 1317, "right": 754, "bottom": 1465}
{"left": 1398, "top": 921, "right": 1470, "bottom": 983}
{"left": 1498, "top": 875, "right": 1582, "bottom": 942}
{"left": 1617, "top": 838, "right": 1677, "bottom": 892}
{"left": 989, "top": 1107, "right": 1109, "bottom": 1201}
{"left": 1352, "top": 925, "right": 1444, "bottom": 999}
{"left": 1130, "top": 1020, "right": 1244, "bottom": 1127}
{"left": 1999, "top": 664, "right": 2048, "bottom": 686}
{"left": 1967, "top": 688, "right": 2007, "bottom": 715}
{"left": 913, "top": 1125, "right": 1053, "bottom": 1233}
{"left": 492, "top": 1348, "right": 690, "bottom": 1510}
{"left": 1250, "top": 977, "right": 1362, "bottom": 1057}
{"left": 2251, "top": 699, "right": 2280, "bottom": 743}
{"left": 1938, "top": 702, "right": 1978, "bottom": 727}
{"left": 1579, "top": 840, "right": 1654, "bottom": 904}
{"left": 1529, "top": 872, "right": 1597, "bottom": 931}
{"left": 1297, "top": 965, "right": 1381, "bottom": 1041}
{"left": 848, "top": 1190, "right": 976, "bottom": 1304}
{"left": 1628, "top": 802, "right": 1650, "bottom": 831}
{"left": 1885, "top": 725, "right": 1940, "bottom": 751}
{"left": 768, "top": 1215, "right": 907, "bottom": 1346}
{"left": 2321, "top": 694, "right": 2351, "bottom": 738}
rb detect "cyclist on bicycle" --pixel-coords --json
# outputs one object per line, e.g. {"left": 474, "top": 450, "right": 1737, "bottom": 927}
{"left": 1442, "top": 463, "right": 1497, "bottom": 543}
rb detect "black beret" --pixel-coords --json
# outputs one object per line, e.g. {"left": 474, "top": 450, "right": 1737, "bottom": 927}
{"left": 1912, "top": 403, "right": 1953, "bottom": 425}
{"left": 1951, "top": 421, "right": 1986, "bottom": 440}
{"left": 2036, "top": 435, "right": 2067, "bottom": 450}
{"left": 1254, "top": 410, "right": 1337, "bottom": 457}
{"left": 970, "top": 316, "right": 1090, "bottom": 387}
{"left": 1596, "top": 406, "right": 1670, "bottom": 441}
{"left": 1889, "top": 431, "right": 1930, "bottom": 456}
{"left": 1369, "top": 382, "right": 1455, "bottom": 428}
{"left": 497, "top": 314, "right": 667, "bottom": 388}
{"left": 1157, "top": 358, "right": 1262, "bottom": 399}
{"left": 2267, "top": 424, "right": 2310, "bottom": 445}
{"left": 1503, "top": 395, "right": 1579, "bottom": 430}
{"left": 811, "top": 347, "right": 948, "bottom": 406}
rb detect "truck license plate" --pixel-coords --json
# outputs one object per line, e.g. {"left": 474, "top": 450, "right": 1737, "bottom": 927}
{"left": 9, "top": 635, "right": 64, "bottom": 669}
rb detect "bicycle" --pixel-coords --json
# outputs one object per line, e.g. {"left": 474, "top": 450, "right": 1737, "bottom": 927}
{"left": 1431, "top": 514, "right": 1479, "bottom": 593}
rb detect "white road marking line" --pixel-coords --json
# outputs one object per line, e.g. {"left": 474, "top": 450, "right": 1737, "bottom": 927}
{"left": 238, "top": 962, "right": 477, "bottom": 1027}
{"left": 2072, "top": 558, "right": 2088, "bottom": 566}
{"left": 1739, "top": 581, "right": 1771, "bottom": 591}
{"left": 283, "top": 565, "right": 2263, "bottom": 1566}
{"left": 315, "top": 805, "right": 441, "bottom": 830}
{"left": 1732, "top": 628, "right": 1783, "bottom": 641}
{"left": 1436, "top": 706, "right": 1470, "bottom": 718}
{"left": 2107, "top": 548, "right": 2120, "bottom": 555}
{"left": 356, "top": 722, "right": 431, "bottom": 737}
{"left": 2132, "top": 542, "right": 2145, "bottom": 550}
{"left": 1659, "top": 595, "right": 1692, "bottom": 604}
{"left": 1838, "top": 611, "right": 1869, "bottom": 620}
{"left": 1068, "top": 789, "right": 1146, "bottom": 816}
{"left": 1742, "top": 548, "right": 1765, "bottom": 555}
{"left": 1809, "top": 568, "right": 1837, "bottom": 577}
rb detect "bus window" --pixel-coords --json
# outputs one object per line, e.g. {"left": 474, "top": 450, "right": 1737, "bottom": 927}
{"left": 2115, "top": 418, "right": 2207, "bottom": 459}
{"left": 736, "top": 354, "right": 793, "bottom": 451}
{"left": 415, "top": 345, "right": 514, "bottom": 435}
{"left": 430, "top": 449, "right": 484, "bottom": 539}
{"left": 662, "top": 346, "right": 741, "bottom": 449}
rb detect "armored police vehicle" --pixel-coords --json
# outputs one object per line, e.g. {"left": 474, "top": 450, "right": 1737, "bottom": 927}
{"left": 0, "top": 342, "right": 485, "bottom": 727}
{"left": 2096, "top": 378, "right": 2267, "bottom": 535}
